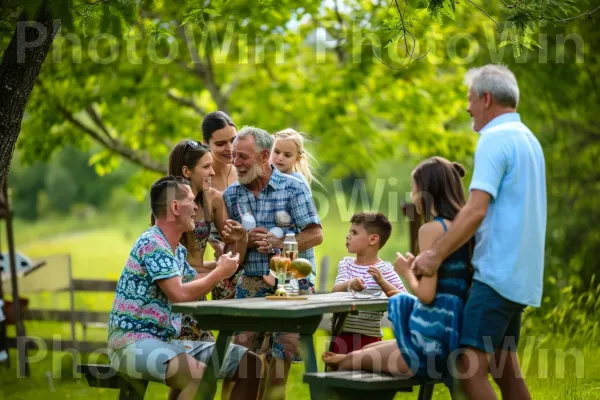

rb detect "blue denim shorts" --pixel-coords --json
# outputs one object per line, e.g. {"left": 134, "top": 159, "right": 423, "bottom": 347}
{"left": 460, "top": 280, "right": 526, "bottom": 354}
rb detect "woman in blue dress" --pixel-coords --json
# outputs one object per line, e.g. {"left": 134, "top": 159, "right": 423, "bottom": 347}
{"left": 323, "top": 156, "right": 473, "bottom": 382}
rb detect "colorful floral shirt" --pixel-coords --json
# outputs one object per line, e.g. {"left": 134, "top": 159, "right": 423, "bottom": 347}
{"left": 108, "top": 225, "right": 198, "bottom": 350}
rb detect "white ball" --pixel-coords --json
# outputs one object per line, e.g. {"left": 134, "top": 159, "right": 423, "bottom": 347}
{"left": 269, "top": 227, "right": 284, "bottom": 238}
{"left": 241, "top": 212, "right": 257, "bottom": 231}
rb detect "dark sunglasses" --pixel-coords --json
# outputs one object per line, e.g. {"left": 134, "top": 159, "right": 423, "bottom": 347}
{"left": 185, "top": 140, "right": 209, "bottom": 154}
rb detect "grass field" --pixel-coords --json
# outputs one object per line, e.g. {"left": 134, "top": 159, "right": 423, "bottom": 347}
{"left": 2, "top": 212, "right": 600, "bottom": 399}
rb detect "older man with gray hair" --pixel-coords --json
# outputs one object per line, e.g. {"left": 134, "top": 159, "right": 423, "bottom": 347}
{"left": 411, "top": 65, "right": 546, "bottom": 399}
{"left": 223, "top": 126, "right": 323, "bottom": 400}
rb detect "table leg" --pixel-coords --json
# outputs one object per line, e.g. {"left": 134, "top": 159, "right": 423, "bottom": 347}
{"left": 299, "top": 333, "right": 319, "bottom": 400}
{"left": 330, "top": 312, "right": 349, "bottom": 338}
{"left": 196, "top": 330, "right": 232, "bottom": 400}
{"left": 299, "top": 334, "right": 317, "bottom": 373}
{"left": 328, "top": 312, "right": 349, "bottom": 353}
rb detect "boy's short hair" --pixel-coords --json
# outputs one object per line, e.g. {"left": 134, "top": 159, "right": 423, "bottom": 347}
{"left": 350, "top": 212, "right": 392, "bottom": 249}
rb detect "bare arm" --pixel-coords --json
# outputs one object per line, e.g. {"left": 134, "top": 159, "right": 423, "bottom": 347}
{"left": 395, "top": 222, "right": 444, "bottom": 304}
{"left": 297, "top": 224, "right": 323, "bottom": 252}
{"left": 412, "top": 190, "right": 490, "bottom": 276}
{"left": 373, "top": 275, "right": 397, "bottom": 295}
{"left": 209, "top": 190, "right": 248, "bottom": 261}
{"left": 332, "top": 277, "right": 364, "bottom": 292}
{"left": 157, "top": 253, "right": 239, "bottom": 303}
{"left": 189, "top": 260, "right": 217, "bottom": 278}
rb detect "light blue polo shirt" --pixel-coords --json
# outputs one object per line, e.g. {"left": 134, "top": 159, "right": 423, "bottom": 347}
{"left": 469, "top": 113, "right": 547, "bottom": 307}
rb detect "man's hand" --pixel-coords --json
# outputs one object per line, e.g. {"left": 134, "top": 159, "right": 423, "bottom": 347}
{"left": 215, "top": 251, "right": 240, "bottom": 279}
{"left": 348, "top": 277, "right": 365, "bottom": 291}
{"left": 221, "top": 219, "right": 247, "bottom": 242}
{"left": 247, "top": 227, "right": 268, "bottom": 248}
{"left": 367, "top": 265, "right": 384, "bottom": 285}
{"left": 411, "top": 249, "right": 442, "bottom": 277}
{"left": 256, "top": 232, "right": 284, "bottom": 254}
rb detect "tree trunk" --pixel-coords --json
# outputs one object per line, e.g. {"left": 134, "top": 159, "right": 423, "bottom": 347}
{"left": 0, "top": 3, "right": 59, "bottom": 188}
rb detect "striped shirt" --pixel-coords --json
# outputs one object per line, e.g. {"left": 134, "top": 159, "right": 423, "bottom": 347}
{"left": 334, "top": 257, "right": 406, "bottom": 337}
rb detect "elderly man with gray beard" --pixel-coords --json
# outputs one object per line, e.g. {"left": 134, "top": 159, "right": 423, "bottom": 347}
{"left": 223, "top": 126, "right": 323, "bottom": 400}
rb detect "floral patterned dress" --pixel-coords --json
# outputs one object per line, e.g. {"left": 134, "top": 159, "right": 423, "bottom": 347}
{"left": 177, "top": 219, "right": 215, "bottom": 342}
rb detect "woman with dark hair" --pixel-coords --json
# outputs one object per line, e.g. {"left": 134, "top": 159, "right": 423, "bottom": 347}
{"left": 168, "top": 139, "right": 247, "bottom": 342}
{"left": 202, "top": 111, "right": 237, "bottom": 191}
{"left": 201, "top": 111, "right": 244, "bottom": 299}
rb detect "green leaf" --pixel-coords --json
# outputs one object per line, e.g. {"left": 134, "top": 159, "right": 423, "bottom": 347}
{"left": 512, "top": 41, "right": 521, "bottom": 58}
{"left": 202, "top": 8, "right": 221, "bottom": 16}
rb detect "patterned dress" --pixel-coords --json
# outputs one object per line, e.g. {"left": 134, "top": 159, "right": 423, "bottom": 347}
{"left": 388, "top": 217, "right": 471, "bottom": 378}
{"left": 210, "top": 224, "right": 244, "bottom": 300}
{"left": 178, "top": 219, "right": 215, "bottom": 342}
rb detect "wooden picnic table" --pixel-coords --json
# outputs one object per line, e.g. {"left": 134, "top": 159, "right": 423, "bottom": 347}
{"left": 173, "top": 291, "right": 389, "bottom": 400}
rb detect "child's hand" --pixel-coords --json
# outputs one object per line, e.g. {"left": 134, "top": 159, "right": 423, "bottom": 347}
{"left": 367, "top": 265, "right": 384, "bottom": 285}
{"left": 394, "top": 252, "right": 414, "bottom": 277}
{"left": 348, "top": 277, "right": 365, "bottom": 292}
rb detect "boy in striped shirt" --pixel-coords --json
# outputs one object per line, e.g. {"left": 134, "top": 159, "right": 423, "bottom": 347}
{"left": 331, "top": 212, "right": 406, "bottom": 353}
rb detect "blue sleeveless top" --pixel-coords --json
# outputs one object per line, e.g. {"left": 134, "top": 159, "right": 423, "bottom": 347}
{"left": 388, "top": 217, "right": 471, "bottom": 378}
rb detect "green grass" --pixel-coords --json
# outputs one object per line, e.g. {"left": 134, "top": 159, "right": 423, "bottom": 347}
{"left": 2, "top": 212, "right": 600, "bottom": 399}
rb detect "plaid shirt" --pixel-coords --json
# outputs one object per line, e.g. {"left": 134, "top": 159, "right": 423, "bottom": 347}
{"left": 223, "top": 167, "right": 321, "bottom": 277}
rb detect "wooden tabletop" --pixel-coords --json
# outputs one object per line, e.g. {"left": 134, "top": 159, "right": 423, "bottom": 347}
{"left": 173, "top": 292, "right": 389, "bottom": 319}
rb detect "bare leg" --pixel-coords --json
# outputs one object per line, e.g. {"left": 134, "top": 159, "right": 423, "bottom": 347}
{"left": 322, "top": 352, "right": 345, "bottom": 370}
{"left": 165, "top": 353, "right": 206, "bottom": 400}
{"left": 263, "top": 357, "right": 291, "bottom": 400}
{"left": 225, "top": 351, "right": 262, "bottom": 400}
{"left": 492, "top": 349, "right": 531, "bottom": 400}
{"left": 169, "top": 388, "right": 182, "bottom": 400}
{"left": 360, "top": 339, "right": 394, "bottom": 350}
{"left": 456, "top": 347, "right": 496, "bottom": 400}
{"left": 325, "top": 341, "right": 413, "bottom": 377}
{"left": 323, "top": 339, "right": 394, "bottom": 370}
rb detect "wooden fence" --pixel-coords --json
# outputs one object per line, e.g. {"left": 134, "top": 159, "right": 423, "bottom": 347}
{"left": 5, "top": 209, "right": 420, "bottom": 355}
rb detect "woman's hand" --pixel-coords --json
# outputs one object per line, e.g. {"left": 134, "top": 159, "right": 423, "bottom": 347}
{"left": 394, "top": 252, "right": 415, "bottom": 277}
{"left": 221, "top": 219, "right": 247, "bottom": 242}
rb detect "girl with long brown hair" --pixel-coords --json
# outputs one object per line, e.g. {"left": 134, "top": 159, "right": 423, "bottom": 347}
{"left": 323, "top": 157, "right": 473, "bottom": 386}
{"left": 168, "top": 140, "right": 247, "bottom": 339}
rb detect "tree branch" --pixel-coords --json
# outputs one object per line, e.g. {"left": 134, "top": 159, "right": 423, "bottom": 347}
{"left": 37, "top": 81, "right": 167, "bottom": 174}
{"left": 85, "top": 104, "right": 115, "bottom": 143}
{"left": 177, "top": 23, "right": 229, "bottom": 112}
{"left": 167, "top": 90, "right": 206, "bottom": 116}
{"left": 223, "top": 78, "right": 239, "bottom": 101}
{"left": 555, "top": 4, "right": 600, "bottom": 22}
{"left": 467, "top": 0, "right": 500, "bottom": 27}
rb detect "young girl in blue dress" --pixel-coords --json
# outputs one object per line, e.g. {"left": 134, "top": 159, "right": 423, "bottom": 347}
{"left": 323, "top": 156, "right": 473, "bottom": 381}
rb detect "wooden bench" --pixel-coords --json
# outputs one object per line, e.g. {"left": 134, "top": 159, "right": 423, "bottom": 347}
{"left": 77, "top": 364, "right": 149, "bottom": 400}
{"left": 303, "top": 371, "right": 449, "bottom": 400}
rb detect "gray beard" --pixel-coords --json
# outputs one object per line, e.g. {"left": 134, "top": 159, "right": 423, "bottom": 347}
{"left": 237, "top": 163, "right": 264, "bottom": 185}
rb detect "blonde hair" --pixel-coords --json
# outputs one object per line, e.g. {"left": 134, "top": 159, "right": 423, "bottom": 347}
{"left": 272, "top": 128, "right": 318, "bottom": 185}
